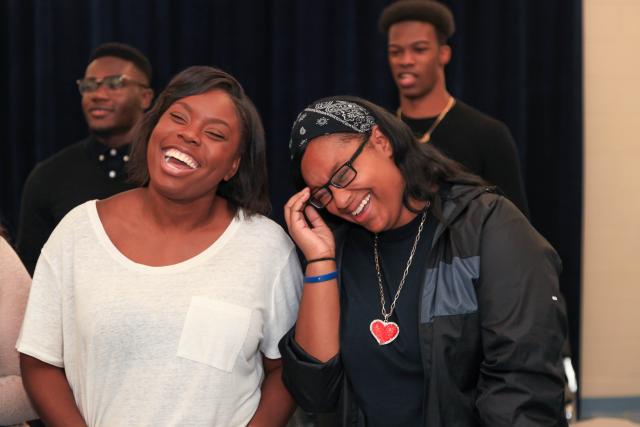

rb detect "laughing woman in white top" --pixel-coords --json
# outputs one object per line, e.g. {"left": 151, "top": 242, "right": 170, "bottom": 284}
{"left": 17, "top": 66, "right": 302, "bottom": 427}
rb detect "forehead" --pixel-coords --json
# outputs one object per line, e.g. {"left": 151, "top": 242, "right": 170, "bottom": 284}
{"left": 300, "top": 135, "right": 358, "bottom": 186}
{"left": 388, "top": 20, "right": 438, "bottom": 44}
{"left": 85, "top": 56, "right": 146, "bottom": 82}
{"left": 170, "top": 89, "right": 240, "bottom": 128}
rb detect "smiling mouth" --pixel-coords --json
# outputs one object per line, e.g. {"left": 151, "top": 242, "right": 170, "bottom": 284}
{"left": 397, "top": 73, "right": 418, "bottom": 86}
{"left": 163, "top": 148, "right": 200, "bottom": 169}
{"left": 88, "top": 107, "right": 114, "bottom": 117}
{"left": 351, "top": 193, "right": 371, "bottom": 216}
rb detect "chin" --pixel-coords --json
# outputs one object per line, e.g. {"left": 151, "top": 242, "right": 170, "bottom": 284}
{"left": 89, "top": 125, "right": 118, "bottom": 136}
{"left": 400, "top": 89, "right": 429, "bottom": 101}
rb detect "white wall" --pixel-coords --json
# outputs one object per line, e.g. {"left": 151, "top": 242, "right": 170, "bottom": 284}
{"left": 582, "top": 0, "right": 640, "bottom": 398}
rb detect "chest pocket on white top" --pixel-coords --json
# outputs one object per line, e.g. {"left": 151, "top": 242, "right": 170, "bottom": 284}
{"left": 177, "top": 296, "right": 251, "bottom": 372}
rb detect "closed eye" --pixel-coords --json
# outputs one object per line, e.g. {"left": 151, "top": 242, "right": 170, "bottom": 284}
{"left": 169, "top": 112, "right": 187, "bottom": 123}
{"left": 205, "top": 131, "right": 226, "bottom": 141}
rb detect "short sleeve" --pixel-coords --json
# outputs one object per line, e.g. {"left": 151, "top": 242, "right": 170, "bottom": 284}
{"left": 260, "top": 248, "right": 303, "bottom": 359}
{"left": 16, "top": 252, "right": 64, "bottom": 367}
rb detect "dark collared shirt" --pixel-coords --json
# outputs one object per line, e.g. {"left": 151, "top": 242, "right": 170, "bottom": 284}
{"left": 16, "top": 136, "right": 136, "bottom": 274}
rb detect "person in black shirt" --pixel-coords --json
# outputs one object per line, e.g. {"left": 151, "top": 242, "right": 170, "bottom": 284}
{"left": 379, "top": 0, "right": 529, "bottom": 216}
{"left": 16, "top": 42, "right": 154, "bottom": 274}
{"left": 280, "top": 96, "right": 567, "bottom": 426}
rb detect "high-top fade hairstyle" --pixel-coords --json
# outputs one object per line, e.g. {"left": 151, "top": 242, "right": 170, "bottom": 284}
{"left": 290, "top": 95, "right": 484, "bottom": 216}
{"left": 378, "top": 0, "right": 455, "bottom": 45}
{"left": 89, "top": 42, "right": 152, "bottom": 84}
{"left": 128, "top": 66, "right": 270, "bottom": 216}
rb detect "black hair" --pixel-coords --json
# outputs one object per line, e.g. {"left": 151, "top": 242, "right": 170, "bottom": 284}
{"left": 128, "top": 66, "right": 270, "bottom": 216}
{"left": 379, "top": 0, "right": 455, "bottom": 45}
{"left": 89, "top": 42, "right": 152, "bottom": 84}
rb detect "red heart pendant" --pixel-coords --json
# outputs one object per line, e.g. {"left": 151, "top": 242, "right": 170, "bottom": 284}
{"left": 369, "top": 319, "right": 400, "bottom": 345}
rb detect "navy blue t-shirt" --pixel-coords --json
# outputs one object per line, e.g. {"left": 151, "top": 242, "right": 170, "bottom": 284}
{"left": 340, "top": 209, "right": 437, "bottom": 426}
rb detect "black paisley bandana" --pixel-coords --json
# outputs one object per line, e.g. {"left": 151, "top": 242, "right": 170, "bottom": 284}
{"left": 289, "top": 97, "right": 376, "bottom": 161}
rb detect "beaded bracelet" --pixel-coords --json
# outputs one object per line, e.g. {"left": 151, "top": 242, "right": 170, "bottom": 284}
{"left": 305, "top": 257, "right": 336, "bottom": 265}
{"left": 303, "top": 270, "right": 338, "bottom": 283}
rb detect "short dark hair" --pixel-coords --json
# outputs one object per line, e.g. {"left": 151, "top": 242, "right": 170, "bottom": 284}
{"left": 128, "top": 66, "right": 270, "bottom": 216}
{"left": 89, "top": 42, "right": 152, "bottom": 84}
{"left": 290, "top": 96, "right": 484, "bottom": 217}
{"left": 379, "top": 0, "right": 455, "bottom": 45}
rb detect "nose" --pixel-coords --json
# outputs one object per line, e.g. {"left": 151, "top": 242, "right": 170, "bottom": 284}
{"left": 87, "top": 83, "right": 110, "bottom": 101}
{"left": 330, "top": 187, "right": 352, "bottom": 210}
{"left": 399, "top": 50, "right": 415, "bottom": 66}
{"left": 178, "top": 126, "right": 201, "bottom": 146}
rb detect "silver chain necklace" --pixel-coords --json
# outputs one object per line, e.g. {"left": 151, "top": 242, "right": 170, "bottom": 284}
{"left": 369, "top": 205, "right": 429, "bottom": 345}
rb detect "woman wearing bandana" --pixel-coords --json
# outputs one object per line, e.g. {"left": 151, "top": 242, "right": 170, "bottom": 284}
{"left": 280, "top": 96, "right": 568, "bottom": 426}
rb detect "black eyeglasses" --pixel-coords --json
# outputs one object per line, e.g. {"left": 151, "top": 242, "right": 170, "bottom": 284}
{"left": 308, "top": 136, "right": 369, "bottom": 209}
{"left": 76, "top": 74, "right": 149, "bottom": 95}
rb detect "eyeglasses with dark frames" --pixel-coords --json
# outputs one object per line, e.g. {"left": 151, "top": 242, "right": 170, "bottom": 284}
{"left": 308, "top": 135, "right": 369, "bottom": 209}
{"left": 76, "top": 74, "right": 149, "bottom": 95}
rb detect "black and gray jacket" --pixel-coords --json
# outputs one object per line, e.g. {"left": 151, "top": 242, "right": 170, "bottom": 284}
{"left": 279, "top": 184, "right": 568, "bottom": 426}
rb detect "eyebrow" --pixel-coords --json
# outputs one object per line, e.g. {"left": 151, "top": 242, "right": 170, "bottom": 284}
{"left": 388, "top": 40, "right": 432, "bottom": 48}
{"left": 174, "top": 100, "right": 231, "bottom": 129}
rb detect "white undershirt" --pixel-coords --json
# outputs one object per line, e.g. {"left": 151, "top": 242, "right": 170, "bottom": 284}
{"left": 17, "top": 201, "right": 302, "bottom": 426}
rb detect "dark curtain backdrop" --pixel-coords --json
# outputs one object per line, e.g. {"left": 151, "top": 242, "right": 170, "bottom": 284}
{"left": 0, "top": 0, "right": 583, "bottom": 409}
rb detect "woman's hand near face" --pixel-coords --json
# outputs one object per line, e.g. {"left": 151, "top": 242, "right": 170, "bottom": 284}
{"left": 285, "top": 188, "right": 341, "bottom": 363}
{"left": 284, "top": 188, "right": 335, "bottom": 260}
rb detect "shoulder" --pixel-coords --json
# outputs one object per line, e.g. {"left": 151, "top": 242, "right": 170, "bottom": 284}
{"left": 443, "top": 184, "right": 521, "bottom": 232}
{"left": 451, "top": 101, "right": 504, "bottom": 126}
{"left": 32, "top": 139, "right": 88, "bottom": 174}
{"left": 450, "top": 101, "right": 512, "bottom": 137}
{"left": 42, "top": 201, "right": 96, "bottom": 256}
{"left": 24, "top": 139, "right": 89, "bottom": 185}
{"left": 235, "top": 212, "right": 296, "bottom": 253}
{"left": 0, "top": 237, "right": 30, "bottom": 283}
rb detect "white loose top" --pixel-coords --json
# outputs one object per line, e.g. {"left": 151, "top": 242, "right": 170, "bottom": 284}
{"left": 17, "top": 201, "right": 302, "bottom": 426}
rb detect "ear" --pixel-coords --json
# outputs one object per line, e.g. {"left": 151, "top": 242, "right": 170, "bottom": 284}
{"left": 369, "top": 125, "right": 393, "bottom": 158}
{"left": 139, "top": 88, "right": 154, "bottom": 110}
{"left": 223, "top": 156, "right": 242, "bottom": 181}
{"left": 438, "top": 44, "right": 452, "bottom": 66}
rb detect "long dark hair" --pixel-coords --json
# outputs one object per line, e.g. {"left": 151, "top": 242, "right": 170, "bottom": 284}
{"left": 291, "top": 95, "right": 485, "bottom": 216}
{"left": 128, "top": 66, "right": 270, "bottom": 216}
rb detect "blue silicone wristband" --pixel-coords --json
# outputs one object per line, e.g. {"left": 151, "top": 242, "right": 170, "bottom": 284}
{"left": 303, "top": 270, "right": 338, "bottom": 283}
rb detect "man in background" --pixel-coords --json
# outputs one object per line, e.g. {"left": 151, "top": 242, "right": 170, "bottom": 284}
{"left": 379, "top": 0, "right": 529, "bottom": 216}
{"left": 17, "top": 42, "right": 154, "bottom": 274}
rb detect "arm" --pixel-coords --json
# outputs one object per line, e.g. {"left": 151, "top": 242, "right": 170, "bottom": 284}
{"left": 0, "top": 238, "right": 37, "bottom": 424}
{"left": 20, "top": 354, "right": 87, "bottom": 427}
{"left": 280, "top": 188, "right": 344, "bottom": 411}
{"left": 0, "top": 375, "right": 37, "bottom": 425}
{"left": 284, "top": 188, "right": 340, "bottom": 361}
{"left": 482, "top": 125, "right": 529, "bottom": 218}
{"left": 248, "top": 356, "right": 296, "bottom": 427}
{"left": 16, "top": 167, "right": 55, "bottom": 275}
{"left": 475, "top": 197, "right": 566, "bottom": 426}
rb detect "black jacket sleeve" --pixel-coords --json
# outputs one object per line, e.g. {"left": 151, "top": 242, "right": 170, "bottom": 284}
{"left": 278, "top": 327, "right": 344, "bottom": 413}
{"left": 475, "top": 196, "right": 567, "bottom": 426}
{"left": 16, "top": 166, "right": 54, "bottom": 275}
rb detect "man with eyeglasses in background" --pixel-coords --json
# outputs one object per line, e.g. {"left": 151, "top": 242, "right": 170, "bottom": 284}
{"left": 16, "top": 42, "right": 154, "bottom": 274}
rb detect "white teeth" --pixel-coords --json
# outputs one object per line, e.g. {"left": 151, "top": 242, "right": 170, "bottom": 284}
{"left": 163, "top": 148, "right": 200, "bottom": 169}
{"left": 351, "top": 193, "right": 371, "bottom": 216}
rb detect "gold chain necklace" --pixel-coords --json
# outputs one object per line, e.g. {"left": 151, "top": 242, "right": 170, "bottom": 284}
{"left": 369, "top": 204, "right": 429, "bottom": 345}
{"left": 396, "top": 96, "right": 456, "bottom": 143}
